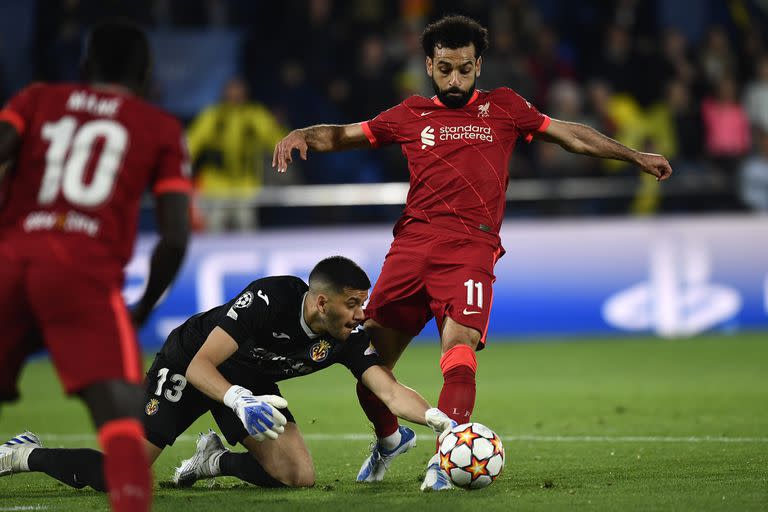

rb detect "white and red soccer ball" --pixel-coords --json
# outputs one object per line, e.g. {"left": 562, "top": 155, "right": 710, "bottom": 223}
{"left": 438, "top": 422, "right": 505, "bottom": 489}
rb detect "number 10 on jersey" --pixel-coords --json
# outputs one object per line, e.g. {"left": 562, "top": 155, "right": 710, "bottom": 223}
{"left": 40, "top": 115, "right": 127, "bottom": 207}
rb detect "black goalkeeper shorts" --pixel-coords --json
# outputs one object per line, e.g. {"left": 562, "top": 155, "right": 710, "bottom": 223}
{"left": 142, "top": 353, "right": 295, "bottom": 448}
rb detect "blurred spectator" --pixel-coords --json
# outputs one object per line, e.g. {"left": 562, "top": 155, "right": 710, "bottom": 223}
{"left": 271, "top": 60, "right": 342, "bottom": 129}
{"left": 292, "top": 0, "right": 346, "bottom": 92}
{"left": 699, "top": 26, "right": 737, "bottom": 86}
{"left": 345, "top": 34, "right": 400, "bottom": 119}
{"left": 589, "top": 80, "right": 676, "bottom": 214}
{"left": 537, "top": 80, "right": 595, "bottom": 177}
{"left": 740, "top": 129, "right": 768, "bottom": 211}
{"left": 609, "top": 0, "right": 657, "bottom": 37}
{"left": 745, "top": 55, "right": 768, "bottom": 132}
{"left": 480, "top": 28, "right": 535, "bottom": 99}
{"left": 34, "top": 0, "right": 87, "bottom": 82}
{"left": 393, "top": 20, "right": 433, "bottom": 99}
{"left": 583, "top": 80, "right": 618, "bottom": 136}
{"left": 664, "top": 79, "right": 703, "bottom": 172}
{"left": 659, "top": 28, "right": 697, "bottom": 86}
{"left": 735, "top": 25, "right": 766, "bottom": 83}
{"left": 701, "top": 76, "right": 751, "bottom": 172}
{"left": 589, "top": 25, "right": 637, "bottom": 97}
{"left": 187, "top": 77, "right": 287, "bottom": 231}
{"left": 526, "top": 25, "right": 575, "bottom": 108}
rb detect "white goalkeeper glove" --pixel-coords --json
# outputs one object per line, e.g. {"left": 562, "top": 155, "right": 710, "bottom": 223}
{"left": 223, "top": 385, "right": 288, "bottom": 441}
{"left": 425, "top": 408, "right": 457, "bottom": 442}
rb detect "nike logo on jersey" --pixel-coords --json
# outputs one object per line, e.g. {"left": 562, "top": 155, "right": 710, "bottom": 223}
{"left": 257, "top": 290, "right": 269, "bottom": 305}
{"left": 462, "top": 309, "right": 482, "bottom": 315}
{"left": 420, "top": 111, "right": 433, "bottom": 116}
{"left": 272, "top": 332, "right": 291, "bottom": 340}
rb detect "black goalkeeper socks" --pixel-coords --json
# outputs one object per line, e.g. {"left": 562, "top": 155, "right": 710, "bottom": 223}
{"left": 27, "top": 448, "right": 106, "bottom": 491}
{"left": 26, "top": 446, "right": 285, "bottom": 490}
{"left": 218, "top": 451, "right": 285, "bottom": 487}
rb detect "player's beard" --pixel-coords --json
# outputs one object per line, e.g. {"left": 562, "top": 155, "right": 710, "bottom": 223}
{"left": 323, "top": 306, "right": 355, "bottom": 341}
{"left": 432, "top": 76, "right": 476, "bottom": 108}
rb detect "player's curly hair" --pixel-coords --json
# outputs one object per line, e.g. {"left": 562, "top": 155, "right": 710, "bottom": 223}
{"left": 421, "top": 15, "right": 489, "bottom": 58}
{"left": 309, "top": 256, "right": 371, "bottom": 293}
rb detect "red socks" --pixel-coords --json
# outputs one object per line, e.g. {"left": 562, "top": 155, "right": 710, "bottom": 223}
{"left": 98, "top": 418, "right": 152, "bottom": 512}
{"left": 438, "top": 344, "right": 477, "bottom": 423}
{"left": 356, "top": 380, "right": 399, "bottom": 438}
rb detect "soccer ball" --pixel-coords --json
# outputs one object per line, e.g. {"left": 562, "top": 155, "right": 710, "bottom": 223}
{"left": 438, "top": 422, "right": 505, "bottom": 489}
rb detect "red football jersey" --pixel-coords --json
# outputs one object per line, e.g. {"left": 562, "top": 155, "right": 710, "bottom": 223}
{"left": 0, "top": 83, "right": 191, "bottom": 267}
{"left": 361, "top": 88, "right": 549, "bottom": 243}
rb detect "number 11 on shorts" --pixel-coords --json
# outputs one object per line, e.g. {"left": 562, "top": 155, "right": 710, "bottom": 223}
{"left": 464, "top": 279, "right": 483, "bottom": 308}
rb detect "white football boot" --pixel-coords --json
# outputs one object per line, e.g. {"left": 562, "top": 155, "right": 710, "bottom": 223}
{"left": 0, "top": 431, "right": 41, "bottom": 476}
{"left": 173, "top": 430, "right": 228, "bottom": 487}
{"left": 356, "top": 426, "right": 417, "bottom": 482}
{"left": 420, "top": 453, "right": 453, "bottom": 491}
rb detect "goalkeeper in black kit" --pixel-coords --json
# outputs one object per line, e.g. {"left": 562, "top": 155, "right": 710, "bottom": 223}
{"left": 0, "top": 256, "right": 455, "bottom": 489}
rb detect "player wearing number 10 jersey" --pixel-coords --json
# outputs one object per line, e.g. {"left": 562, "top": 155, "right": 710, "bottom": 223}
{"left": 0, "top": 21, "right": 191, "bottom": 512}
{"left": 274, "top": 15, "right": 673, "bottom": 490}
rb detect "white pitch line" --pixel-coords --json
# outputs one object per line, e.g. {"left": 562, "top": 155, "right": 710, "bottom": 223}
{"left": 2, "top": 433, "right": 767, "bottom": 443}
{"left": 507, "top": 435, "right": 768, "bottom": 443}
{"left": 0, "top": 507, "right": 49, "bottom": 511}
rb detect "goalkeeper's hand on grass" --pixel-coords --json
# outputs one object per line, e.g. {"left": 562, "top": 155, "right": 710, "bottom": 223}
{"left": 425, "top": 408, "right": 457, "bottom": 441}
{"left": 224, "top": 385, "right": 288, "bottom": 441}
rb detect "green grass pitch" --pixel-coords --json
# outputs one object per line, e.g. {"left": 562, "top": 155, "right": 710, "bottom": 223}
{"left": 1, "top": 333, "right": 767, "bottom": 511}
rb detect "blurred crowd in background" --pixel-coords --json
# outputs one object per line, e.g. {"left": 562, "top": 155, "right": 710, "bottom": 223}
{"left": 2, "top": 0, "right": 768, "bottom": 230}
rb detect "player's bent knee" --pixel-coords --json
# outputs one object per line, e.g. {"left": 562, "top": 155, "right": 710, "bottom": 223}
{"left": 264, "top": 457, "right": 315, "bottom": 487}
{"left": 282, "top": 466, "right": 315, "bottom": 488}
{"left": 441, "top": 318, "right": 482, "bottom": 352}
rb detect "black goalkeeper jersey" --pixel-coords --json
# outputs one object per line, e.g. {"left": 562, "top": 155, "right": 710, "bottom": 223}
{"left": 159, "top": 276, "right": 382, "bottom": 382}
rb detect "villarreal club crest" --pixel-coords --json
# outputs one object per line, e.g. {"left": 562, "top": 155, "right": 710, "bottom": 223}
{"left": 145, "top": 398, "right": 160, "bottom": 416}
{"left": 309, "top": 340, "right": 331, "bottom": 362}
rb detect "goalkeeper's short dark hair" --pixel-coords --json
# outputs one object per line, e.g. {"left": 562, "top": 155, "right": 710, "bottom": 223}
{"left": 81, "top": 19, "right": 151, "bottom": 95}
{"left": 421, "top": 15, "right": 489, "bottom": 58}
{"left": 309, "top": 256, "right": 371, "bottom": 293}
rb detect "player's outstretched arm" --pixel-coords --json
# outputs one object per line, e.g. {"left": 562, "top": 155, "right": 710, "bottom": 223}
{"left": 186, "top": 327, "right": 288, "bottom": 441}
{"left": 272, "top": 123, "right": 370, "bottom": 173}
{"left": 130, "top": 192, "right": 190, "bottom": 328}
{"left": 360, "top": 366, "right": 455, "bottom": 433}
{"left": 536, "top": 118, "right": 673, "bottom": 181}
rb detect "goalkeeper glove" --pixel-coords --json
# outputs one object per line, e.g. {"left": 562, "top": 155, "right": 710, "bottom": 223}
{"left": 425, "top": 408, "right": 457, "bottom": 441}
{"left": 223, "top": 385, "right": 288, "bottom": 441}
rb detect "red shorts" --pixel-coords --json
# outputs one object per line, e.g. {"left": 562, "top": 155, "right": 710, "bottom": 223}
{"left": 0, "top": 236, "right": 142, "bottom": 401}
{"left": 365, "top": 220, "right": 501, "bottom": 345}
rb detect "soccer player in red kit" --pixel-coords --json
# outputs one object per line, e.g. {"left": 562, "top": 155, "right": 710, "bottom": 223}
{"left": 0, "top": 21, "right": 191, "bottom": 510}
{"left": 273, "top": 15, "right": 672, "bottom": 490}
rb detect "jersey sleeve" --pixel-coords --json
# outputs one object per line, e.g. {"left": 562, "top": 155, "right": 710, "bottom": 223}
{"left": 360, "top": 102, "right": 410, "bottom": 147}
{"left": 0, "top": 83, "right": 44, "bottom": 136}
{"left": 217, "top": 287, "right": 271, "bottom": 346}
{"left": 339, "top": 332, "right": 384, "bottom": 380}
{"left": 498, "top": 88, "right": 551, "bottom": 142}
{"left": 152, "top": 118, "right": 193, "bottom": 196}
